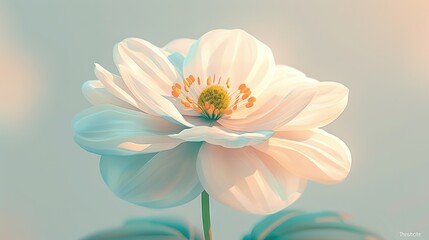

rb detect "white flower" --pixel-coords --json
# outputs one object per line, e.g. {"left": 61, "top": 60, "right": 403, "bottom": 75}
{"left": 73, "top": 29, "right": 351, "bottom": 214}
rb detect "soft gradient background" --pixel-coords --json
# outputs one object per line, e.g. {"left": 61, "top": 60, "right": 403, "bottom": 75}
{"left": 1, "top": 1, "right": 428, "bottom": 239}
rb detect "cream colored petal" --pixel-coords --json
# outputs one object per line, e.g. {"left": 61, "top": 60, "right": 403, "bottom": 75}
{"left": 183, "top": 29, "right": 275, "bottom": 98}
{"left": 163, "top": 38, "right": 195, "bottom": 55}
{"left": 197, "top": 143, "right": 306, "bottom": 214}
{"left": 252, "top": 129, "right": 352, "bottom": 183}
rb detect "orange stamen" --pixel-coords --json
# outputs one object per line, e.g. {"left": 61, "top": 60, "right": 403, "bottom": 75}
{"left": 239, "top": 84, "right": 246, "bottom": 91}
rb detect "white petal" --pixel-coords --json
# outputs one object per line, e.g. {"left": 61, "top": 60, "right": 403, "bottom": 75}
{"left": 197, "top": 143, "right": 306, "bottom": 214}
{"left": 117, "top": 64, "right": 193, "bottom": 127}
{"left": 163, "top": 38, "right": 195, "bottom": 55}
{"left": 218, "top": 86, "right": 318, "bottom": 132}
{"left": 114, "top": 38, "right": 179, "bottom": 95}
{"left": 82, "top": 80, "right": 137, "bottom": 110}
{"left": 252, "top": 129, "right": 352, "bottom": 183}
{"left": 73, "top": 105, "right": 184, "bottom": 156}
{"left": 100, "top": 142, "right": 203, "bottom": 208}
{"left": 94, "top": 63, "right": 155, "bottom": 114}
{"left": 170, "top": 126, "right": 273, "bottom": 148}
{"left": 166, "top": 96, "right": 200, "bottom": 117}
{"left": 183, "top": 29, "right": 275, "bottom": 98}
{"left": 279, "top": 82, "right": 349, "bottom": 130}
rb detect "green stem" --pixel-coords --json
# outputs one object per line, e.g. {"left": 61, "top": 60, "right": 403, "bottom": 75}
{"left": 201, "top": 191, "right": 212, "bottom": 240}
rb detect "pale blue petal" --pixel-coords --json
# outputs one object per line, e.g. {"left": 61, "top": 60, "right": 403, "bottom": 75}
{"left": 168, "top": 52, "right": 185, "bottom": 78}
{"left": 100, "top": 142, "right": 203, "bottom": 208}
{"left": 72, "top": 104, "right": 184, "bottom": 156}
{"left": 83, "top": 217, "right": 202, "bottom": 240}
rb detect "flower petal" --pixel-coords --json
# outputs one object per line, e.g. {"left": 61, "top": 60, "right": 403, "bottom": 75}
{"left": 94, "top": 63, "right": 155, "bottom": 113}
{"left": 72, "top": 104, "right": 184, "bottom": 156}
{"left": 197, "top": 143, "right": 306, "bottom": 214}
{"left": 170, "top": 126, "right": 273, "bottom": 148}
{"left": 218, "top": 85, "right": 318, "bottom": 132}
{"left": 253, "top": 129, "right": 352, "bottom": 183}
{"left": 167, "top": 52, "right": 185, "bottom": 78}
{"left": 166, "top": 96, "right": 201, "bottom": 117}
{"left": 82, "top": 80, "right": 137, "bottom": 110}
{"left": 83, "top": 217, "right": 202, "bottom": 240}
{"left": 163, "top": 39, "right": 195, "bottom": 78}
{"left": 114, "top": 38, "right": 179, "bottom": 95}
{"left": 279, "top": 82, "right": 349, "bottom": 130}
{"left": 100, "top": 142, "right": 203, "bottom": 208}
{"left": 113, "top": 38, "right": 194, "bottom": 126}
{"left": 163, "top": 38, "right": 195, "bottom": 56}
{"left": 183, "top": 29, "right": 275, "bottom": 98}
{"left": 226, "top": 65, "right": 315, "bottom": 120}
{"left": 117, "top": 64, "right": 193, "bottom": 127}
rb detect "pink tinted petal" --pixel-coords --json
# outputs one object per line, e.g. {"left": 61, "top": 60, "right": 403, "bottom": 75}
{"left": 253, "top": 129, "right": 352, "bottom": 183}
{"left": 197, "top": 143, "right": 306, "bottom": 214}
{"left": 279, "top": 82, "right": 349, "bottom": 130}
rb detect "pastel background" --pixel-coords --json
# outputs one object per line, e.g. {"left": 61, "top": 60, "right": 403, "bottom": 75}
{"left": 0, "top": 1, "right": 428, "bottom": 239}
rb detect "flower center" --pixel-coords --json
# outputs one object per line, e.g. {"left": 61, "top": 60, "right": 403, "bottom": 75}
{"left": 170, "top": 74, "right": 257, "bottom": 121}
{"left": 198, "top": 86, "right": 230, "bottom": 120}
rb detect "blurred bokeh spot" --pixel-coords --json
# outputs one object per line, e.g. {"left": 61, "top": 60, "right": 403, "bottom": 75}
{"left": 0, "top": 10, "right": 42, "bottom": 132}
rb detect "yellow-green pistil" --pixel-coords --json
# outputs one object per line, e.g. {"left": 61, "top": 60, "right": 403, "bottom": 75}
{"left": 170, "top": 74, "right": 256, "bottom": 121}
{"left": 198, "top": 86, "right": 230, "bottom": 120}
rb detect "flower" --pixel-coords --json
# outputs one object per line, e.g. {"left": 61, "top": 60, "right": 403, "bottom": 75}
{"left": 73, "top": 29, "right": 351, "bottom": 214}
{"left": 243, "top": 210, "right": 383, "bottom": 240}
{"left": 82, "top": 217, "right": 201, "bottom": 240}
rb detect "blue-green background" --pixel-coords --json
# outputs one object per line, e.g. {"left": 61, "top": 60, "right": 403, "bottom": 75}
{"left": 0, "top": 1, "right": 428, "bottom": 239}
